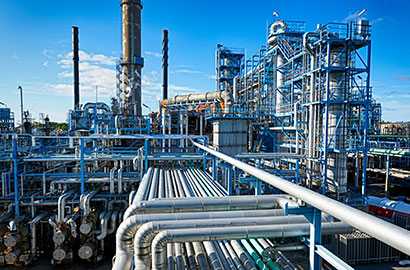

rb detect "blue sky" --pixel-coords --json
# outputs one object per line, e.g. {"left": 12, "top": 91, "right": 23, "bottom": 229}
{"left": 1, "top": 0, "right": 409, "bottom": 123}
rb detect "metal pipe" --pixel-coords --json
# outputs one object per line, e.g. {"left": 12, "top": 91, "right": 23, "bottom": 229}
{"left": 97, "top": 210, "right": 113, "bottom": 240}
{"left": 303, "top": 31, "right": 319, "bottom": 57}
{"left": 134, "top": 214, "right": 331, "bottom": 261}
{"left": 151, "top": 222, "right": 352, "bottom": 270}
{"left": 30, "top": 213, "right": 46, "bottom": 258}
{"left": 118, "top": 161, "right": 124, "bottom": 194}
{"left": 72, "top": 26, "right": 80, "bottom": 110}
{"left": 18, "top": 87, "right": 24, "bottom": 132}
{"left": 160, "top": 91, "right": 232, "bottom": 107}
{"left": 192, "top": 141, "right": 410, "bottom": 256}
{"left": 67, "top": 213, "right": 79, "bottom": 238}
{"left": 230, "top": 240, "right": 256, "bottom": 270}
{"left": 124, "top": 194, "right": 284, "bottom": 220}
{"left": 110, "top": 161, "right": 119, "bottom": 194}
{"left": 223, "top": 240, "right": 245, "bottom": 270}
{"left": 57, "top": 189, "right": 75, "bottom": 224}
{"left": 113, "top": 209, "right": 286, "bottom": 270}
{"left": 132, "top": 167, "right": 153, "bottom": 204}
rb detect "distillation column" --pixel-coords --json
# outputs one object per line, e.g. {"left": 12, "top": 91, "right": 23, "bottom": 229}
{"left": 121, "top": 0, "right": 144, "bottom": 116}
{"left": 324, "top": 45, "right": 348, "bottom": 193}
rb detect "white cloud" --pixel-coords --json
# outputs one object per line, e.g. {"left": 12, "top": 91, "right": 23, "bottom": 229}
{"left": 43, "top": 50, "right": 117, "bottom": 97}
{"left": 12, "top": 52, "right": 18, "bottom": 60}
{"left": 145, "top": 51, "right": 162, "bottom": 58}
{"left": 43, "top": 61, "right": 50, "bottom": 67}
{"left": 175, "top": 69, "right": 201, "bottom": 74}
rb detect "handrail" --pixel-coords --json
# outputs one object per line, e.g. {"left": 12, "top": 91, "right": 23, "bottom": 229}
{"left": 191, "top": 140, "right": 410, "bottom": 256}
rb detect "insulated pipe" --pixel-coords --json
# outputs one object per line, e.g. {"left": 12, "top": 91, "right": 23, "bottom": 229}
{"left": 110, "top": 161, "right": 119, "bottom": 194}
{"left": 84, "top": 188, "right": 100, "bottom": 216}
{"left": 118, "top": 161, "right": 124, "bottom": 194}
{"left": 97, "top": 210, "right": 113, "bottom": 240}
{"left": 160, "top": 91, "right": 232, "bottom": 107}
{"left": 192, "top": 141, "right": 410, "bottom": 256}
{"left": 57, "top": 190, "right": 75, "bottom": 224}
{"left": 223, "top": 240, "right": 245, "bottom": 270}
{"left": 203, "top": 241, "right": 223, "bottom": 270}
{"left": 230, "top": 240, "right": 257, "bottom": 270}
{"left": 134, "top": 214, "right": 332, "bottom": 261}
{"left": 303, "top": 32, "right": 319, "bottom": 57}
{"left": 124, "top": 195, "right": 285, "bottom": 220}
{"left": 148, "top": 168, "right": 159, "bottom": 200}
{"left": 67, "top": 213, "right": 79, "bottom": 238}
{"left": 113, "top": 209, "right": 286, "bottom": 270}
{"left": 151, "top": 222, "right": 352, "bottom": 270}
{"left": 108, "top": 208, "right": 121, "bottom": 235}
{"left": 132, "top": 167, "right": 153, "bottom": 204}
{"left": 30, "top": 213, "right": 46, "bottom": 258}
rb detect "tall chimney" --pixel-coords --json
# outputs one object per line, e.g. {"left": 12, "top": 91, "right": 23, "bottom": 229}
{"left": 72, "top": 26, "right": 80, "bottom": 110}
{"left": 121, "top": 0, "right": 144, "bottom": 116}
{"left": 162, "top": 30, "right": 168, "bottom": 100}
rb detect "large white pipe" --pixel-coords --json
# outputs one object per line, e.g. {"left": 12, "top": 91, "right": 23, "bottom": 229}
{"left": 151, "top": 222, "right": 352, "bottom": 270}
{"left": 113, "top": 209, "right": 286, "bottom": 270}
{"left": 124, "top": 194, "right": 286, "bottom": 220}
{"left": 133, "top": 215, "right": 333, "bottom": 263}
{"left": 192, "top": 141, "right": 410, "bottom": 256}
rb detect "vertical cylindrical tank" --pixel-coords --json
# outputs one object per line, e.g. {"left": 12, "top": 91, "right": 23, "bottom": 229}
{"left": 324, "top": 45, "right": 348, "bottom": 192}
{"left": 121, "top": 0, "right": 143, "bottom": 116}
{"left": 72, "top": 26, "right": 80, "bottom": 111}
{"left": 162, "top": 30, "right": 168, "bottom": 100}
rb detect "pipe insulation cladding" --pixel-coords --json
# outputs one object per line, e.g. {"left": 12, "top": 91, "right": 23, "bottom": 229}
{"left": 191, "top": 140, "right": 410, "bottom": 256}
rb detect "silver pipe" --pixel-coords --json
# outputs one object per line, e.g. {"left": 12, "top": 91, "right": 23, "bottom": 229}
{"left": 110, "top": 161, "right": 119, "bottom": 194}
{"left": 134, "top": 215, "right": 331, "bottom": 261}
{"left": 97, "top": 210, "right": 113, "bottom": 240}
{"left": 203, "top": 241, "right": 223, "bottom": 270}
{"left": 67, "top": 213, "right": 79, "bottom": 238}
{"left": 148, "top": 168, "right": 159, "bottom": 200}
{"left": 223, "top": 240, "right": 245, "bottom": 270}
{"left": 193, "top": 242, "right": 210, "bottom": 270}
{"left": 132, "top": 167, "right": 153, "bottom": 204}
{"left": 124, "top": 194, "right": 284, "bottom": 220}
{"left": 30, "top": 213, "right": 46, "bottom": 258}
{"left": 161, "top": 91, "right": 232, "bottom": 106}
{"left": 192, "top": 141, "right": 410, "bottom": 256}
{"left": 151, "top": 222, "right": 352, "bottom": 270}
{"left": 303, "top": 32, "right": 319, "bottom": 57}
{"left": 185, "top": 242, "right": 197, "bottom": 270}
{"left": 158, "top": 170, "right": 165, "bottom": 199}
{"left": 118, "top": 161, "right": 124, "bottom": 194}
{"left": 230, "top": 240, "right": 256, "bottom": 270}
{"left": 57, "top": 190, "right": 75, "bottom": 224}
{"left": 108, "top": 208, "right": 121, "bottom": 235}
{"left": 84, "top": 188, "right": 100, "bottom": 216}
{"left": 174, "top": 242, "right": 184, "bottom": 270}
{"left": 216, "top": 241, "right": 234, "bottom": 270}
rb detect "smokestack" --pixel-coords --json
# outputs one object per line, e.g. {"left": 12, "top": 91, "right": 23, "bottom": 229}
{"left": 72, "top": 26, "right": 80, "bottom": 110}
{"left": 121, "top": 0, "right": 144, "bottom": 116}
{"left": 162, "top": 30, "right": 168, "bottom": 100}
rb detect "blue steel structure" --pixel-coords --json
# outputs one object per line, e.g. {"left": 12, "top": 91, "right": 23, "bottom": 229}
{"left": 233, "top": 19, "right": 381, "bottom": 198}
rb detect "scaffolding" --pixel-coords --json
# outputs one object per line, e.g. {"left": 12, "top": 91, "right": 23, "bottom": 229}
{"left": 234, "top": 19, "right": 380, "bottom": 197}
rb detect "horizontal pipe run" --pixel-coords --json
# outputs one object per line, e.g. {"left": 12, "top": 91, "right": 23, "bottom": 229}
{"left": 124, "top": 194, "right": 287, "bottom": 220}
{"left": 134, "top": 215, "right": 334, "bottom": 262}
{"left": 113, "top": 209, "right": 286, "bottom": 270}
{"left": 151, "top": 222, "right": 353, "bottom": 270}
{"left": 192, "top": 141, "right": 410, "bottom": 256}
